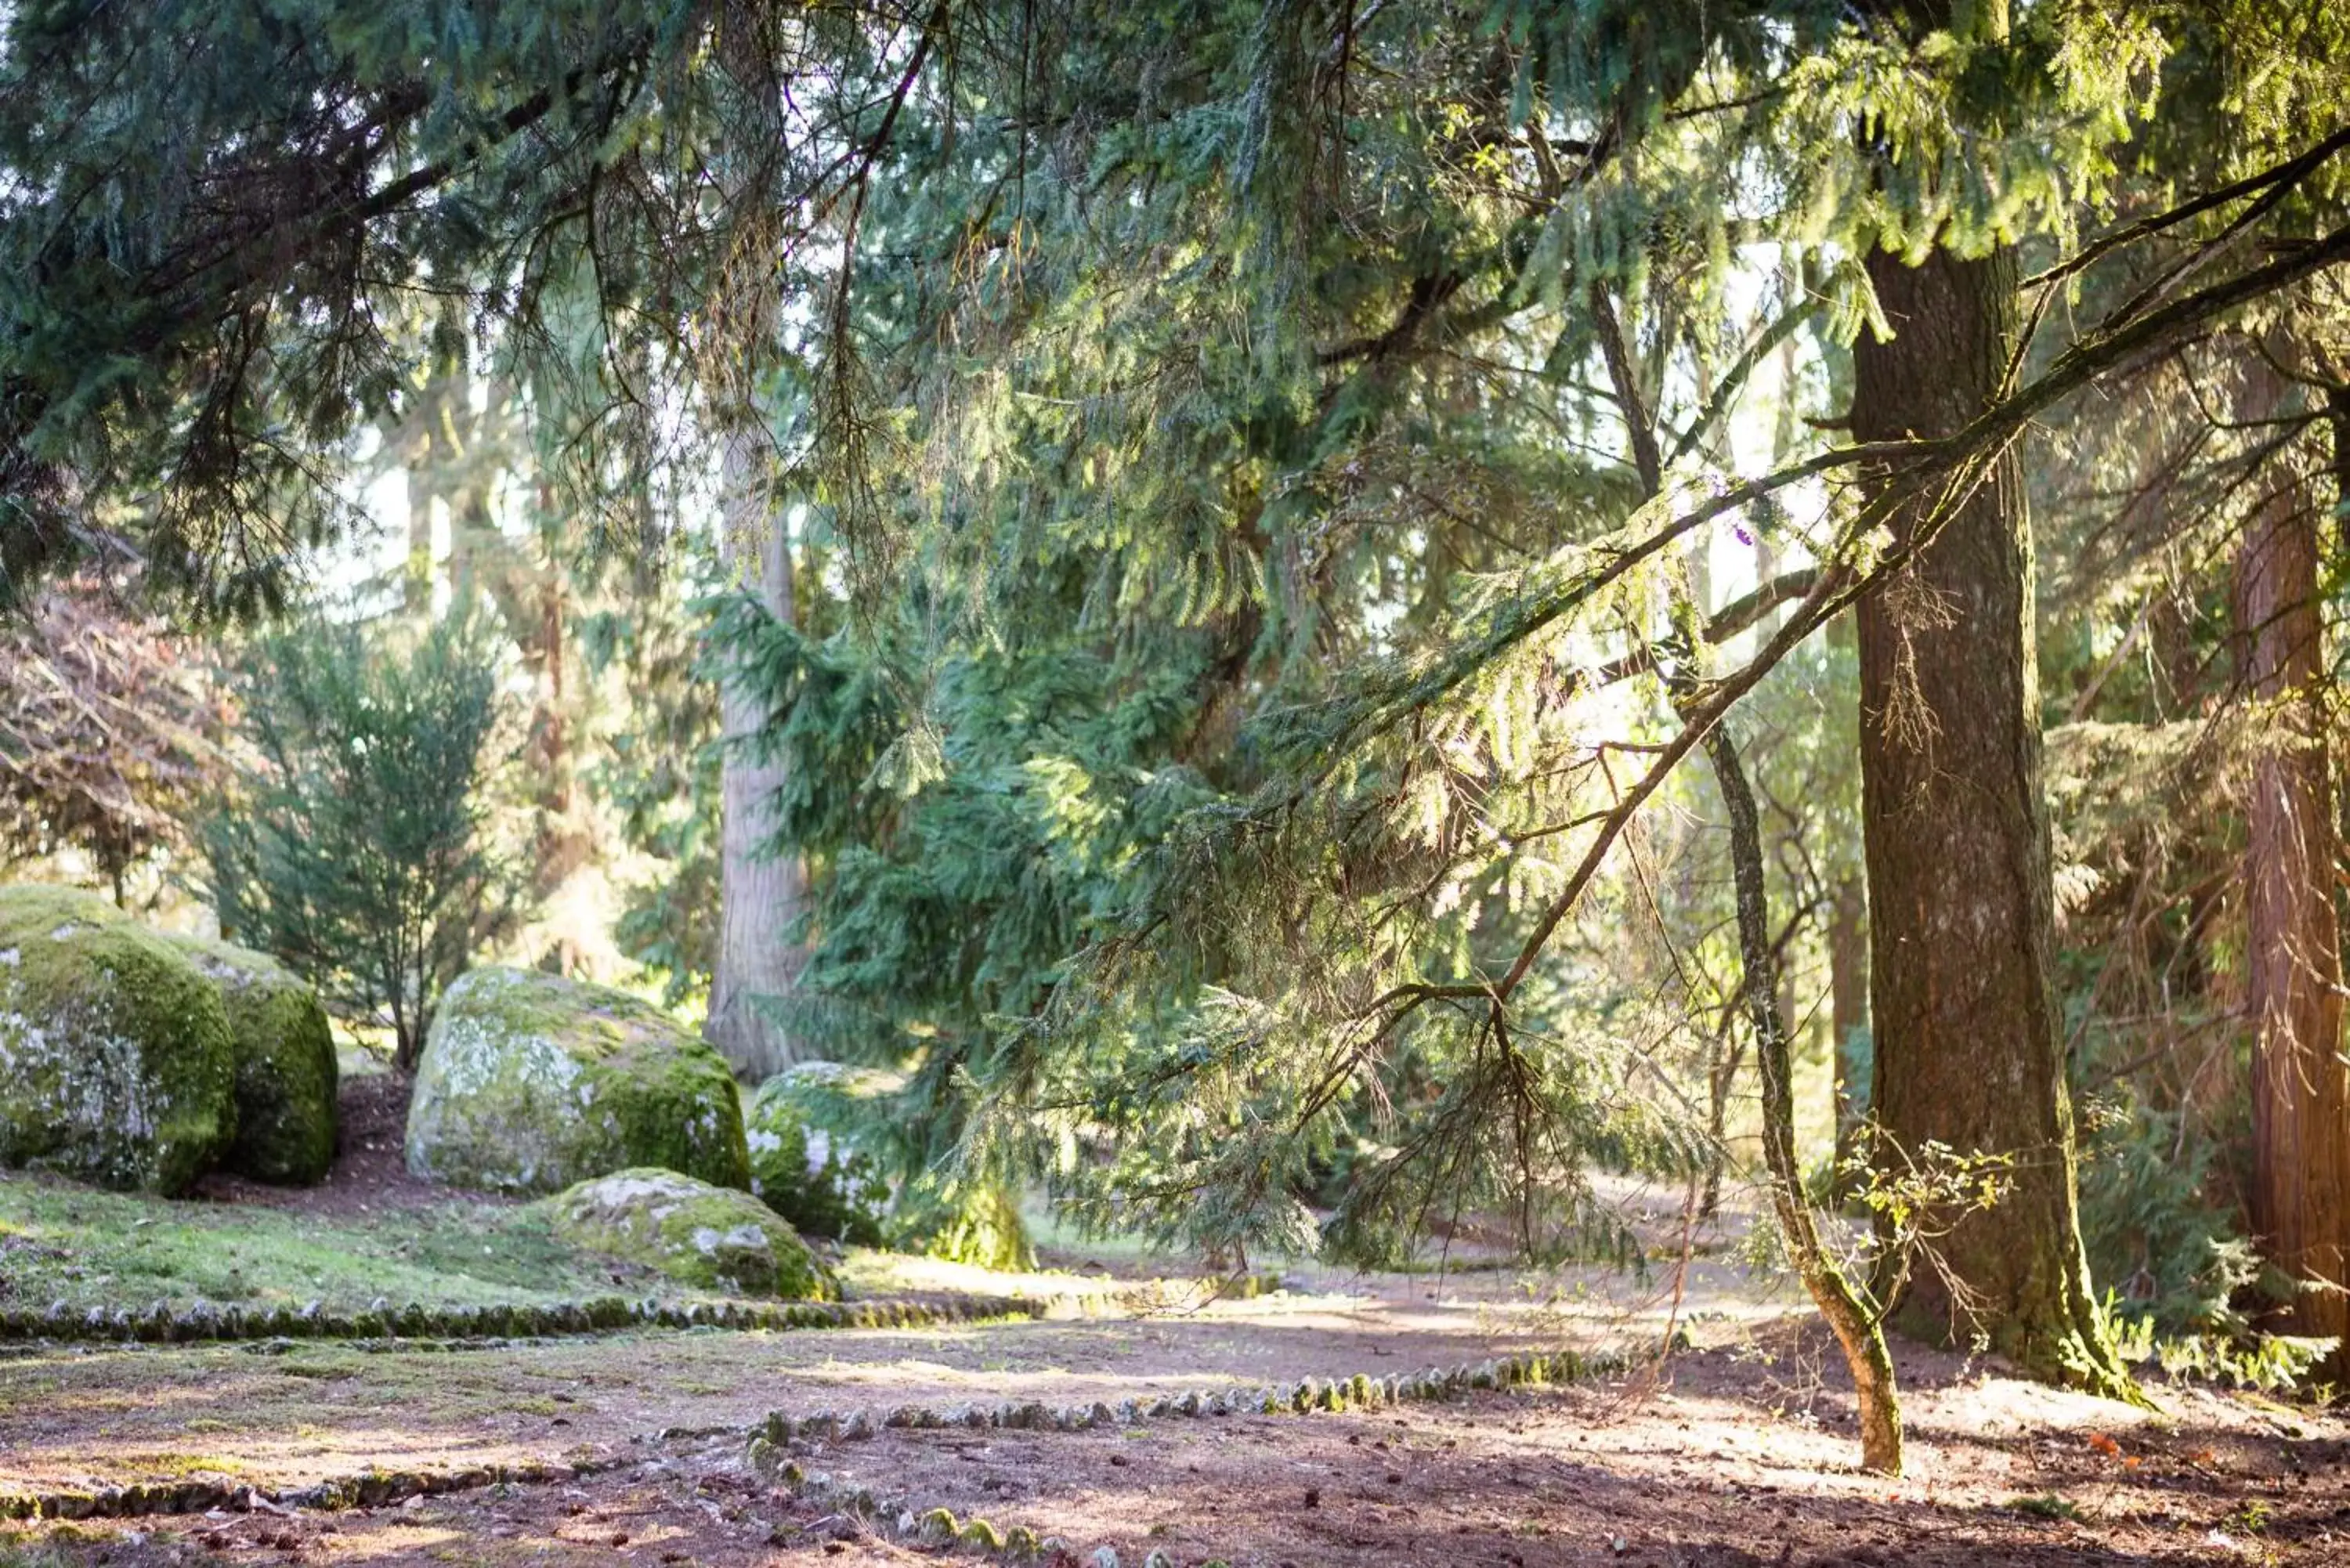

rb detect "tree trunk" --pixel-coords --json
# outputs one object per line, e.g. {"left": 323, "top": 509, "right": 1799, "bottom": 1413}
{"left": 1704, "top": 718, "right": 1904, "bottom": 1474}
{"left": 2240, "top": 374, "right": 2350, "bottom": 1358}
{"left": 706, "top": 426, "right": 808, "bottom": 1079}
{"left": 1850, "top": 240, "right": 2128, "bottom": 1395}
{"left": 1827, "top": 862, "right": 1868, "bottom": 1184}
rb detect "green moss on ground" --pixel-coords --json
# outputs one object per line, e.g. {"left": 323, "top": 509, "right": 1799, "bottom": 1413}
{"left": 0, "top": 887, "right": 235, "bottom": 1196}
{"left": 405, "top": 968, "right": 749, "bottom": 1194}
{"left": 538, "top": 1169, "right": 835, "bottom": 1300}
{"left": 0, "top": 1169, "right": 643, "bottom": 1315}
{"left": 162, "top": 934, "right": 337, "bottom": 1186}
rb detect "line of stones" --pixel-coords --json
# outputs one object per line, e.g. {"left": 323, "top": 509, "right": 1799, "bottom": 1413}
{"left": 0, "top": 1453, "right": 638, "bottom": 1524}
{"left": 747, "top": 1346, "right": 1625, "bottom": 1564}
{"left": 0, "top": 1274, "right": 1283, "bottom": 1351}
{"left": 0, "top": 1292, "right": 1031, "bottom": 1349}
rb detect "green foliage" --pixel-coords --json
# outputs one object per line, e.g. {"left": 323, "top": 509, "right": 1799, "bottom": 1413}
{"left": 201, "top": 610, "right": 533, "bottom": 1067}
{"left": 5, "top": 0, "right": 2348, "bottom": 1318}
{"left": 2077, "top": 1095, "right": 2255, "bottom": 1337}
{"left": 2007, "top": 1494, "right": 2084, "bottom": 1523}
{"left": 2110, "top": 1308, "right": 2337, "bottom": 1396}
{"left": 762, "top": 1061, "right": 1032, "bottom": 1270}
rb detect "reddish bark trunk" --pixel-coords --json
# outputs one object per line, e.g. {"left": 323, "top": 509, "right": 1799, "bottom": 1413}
{"left": 2239, "top": 397, "right": 2350, "bottom": 1353}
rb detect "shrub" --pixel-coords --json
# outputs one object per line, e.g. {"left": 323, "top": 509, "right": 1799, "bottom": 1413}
{"left": 202, "top": 609, "right": 533, "bottom": 1068}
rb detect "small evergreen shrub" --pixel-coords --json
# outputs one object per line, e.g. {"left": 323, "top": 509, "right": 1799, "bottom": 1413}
{"left": 203, "top": 609, "right": 534, "bottom": 1068}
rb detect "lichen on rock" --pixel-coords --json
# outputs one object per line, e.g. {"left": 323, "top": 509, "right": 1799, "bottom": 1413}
{"left": 164, "top": 933, "right": 337, "bottom": 1185}
{"left": 761, "top": 1060, "right": 1034, "bottom": 1270}
{"left": 745, "top": 1067, "right": 887, "bottom": 1245}
{"left": 405, "top": 966, "right": 750, "bottom": 1194}
{"left": 0, "top": 885, "right": 236, "bottom": 1194}
{"left": 538, "top": 1167, "right": 835, "bottom": 1299}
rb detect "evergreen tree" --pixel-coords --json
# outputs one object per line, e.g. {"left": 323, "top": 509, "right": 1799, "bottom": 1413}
{"left": 204, "top": 609, "right": 533, "bottom": 1066}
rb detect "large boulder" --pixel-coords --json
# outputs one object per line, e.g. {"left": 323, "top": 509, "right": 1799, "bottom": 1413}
{"left": 406, "top": 966, "right": 750, "bottom": 1194}
{"left": 164, "top": 934, "right": 338, "bottom": 1185}
{"left": 746, "top": 1067, "right": 887, "bottom": 1245}
{"left": 0, "top": 886, "right": 235, "bottom": 1194}
{"left": 540, "top": 1168, "right": 834, "bottom": 1299}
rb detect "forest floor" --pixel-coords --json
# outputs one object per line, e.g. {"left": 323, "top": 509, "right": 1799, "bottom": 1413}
{"left": 2, "top": 1074, "right": 2346, "bottom": 1566}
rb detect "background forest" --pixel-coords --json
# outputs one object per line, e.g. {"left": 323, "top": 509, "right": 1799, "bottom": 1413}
{"left": 5, "top": 0, "right": 2350, "bottom": 1496}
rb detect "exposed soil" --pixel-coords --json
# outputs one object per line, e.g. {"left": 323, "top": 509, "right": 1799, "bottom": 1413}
{"left": 192, "top": 1071, "right": 478, "bottom": 1219}
{"left": 16, "top": 1121, "right": 2348, "bottom": 1563}
{"left": 4, "top": 1317, "right": 2345, "bottom": 1566}
{"left": 0, "top": 1299, "right": 1577, "bottom": 1493}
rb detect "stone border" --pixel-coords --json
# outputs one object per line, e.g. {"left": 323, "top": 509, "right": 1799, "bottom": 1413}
{"left": 0, "top": 1454, "right": 634, "bottom": 1523}
{"left": 0, "top": 1274, "right": 1281, "bottom": 1349}
{"left": 747, "top": 1346, "right": 1625, "bottom": 1563}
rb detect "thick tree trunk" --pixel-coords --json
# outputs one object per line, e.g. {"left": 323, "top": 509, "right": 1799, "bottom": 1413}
{"left": 706, "top": 427, "right": 809, "bottom": 1079}
{"left": 2240, "top": 386, "right": 2350, "bottom": 1357}
{"left": 1850, "top": 241, "right": 2127, "bottom": 1394}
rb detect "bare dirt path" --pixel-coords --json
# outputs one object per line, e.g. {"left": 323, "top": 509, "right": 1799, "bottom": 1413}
{"left": 15, "top": 1315, "right": 2344, "bottom": 1568}
{"left": 2, "top": 1283, "right": 2346, "bottom": 1565}
{"left": 5, "top": 1118, "right": 2345, "bottom": 1566}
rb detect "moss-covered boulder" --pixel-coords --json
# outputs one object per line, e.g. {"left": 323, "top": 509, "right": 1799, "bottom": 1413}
{"left": 539, "top": 1168, "right": 834, "bottom": 1299}
{"left": 746, "top": 1068, "right": 887, "bottom": 1245}
{"left": 164, "top": 935, "right": 338, "bottom": 1185}
{"left": 0, "top": 886, "right": 236, "bottom": 1194}
{"left": 759, "top": 1060, "right": 1033, "bottom": 1270}
{"left": 406, "top": 966, "right": 750, "bottom": 1194}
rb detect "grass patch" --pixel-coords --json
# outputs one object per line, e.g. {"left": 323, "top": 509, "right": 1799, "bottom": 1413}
{"left": 2006, "top": 1493, "right": 2084, "bottom": 1523}
{"left": 0, "top": 1170, "right": 646, "bottom": 1316}
{"left": 0, "top": 1170, "right": 1126, "bottom": 1321}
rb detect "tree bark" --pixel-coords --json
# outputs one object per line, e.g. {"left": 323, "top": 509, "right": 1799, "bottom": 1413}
{"left": 1850, "top": 240, "right": 2128, "bottom": 1394}
{"left": 1704, "top": 718, "right": 1904, "bottom": 1473}
{"left": 1827, "top": 861, "right": 1868, "bottom": 1183}
{"left": 2240, "top": 374, "right": 2349, "bottom": 1357}
{"left": 706, "top": 426, "right": 809, "bottom": 1079}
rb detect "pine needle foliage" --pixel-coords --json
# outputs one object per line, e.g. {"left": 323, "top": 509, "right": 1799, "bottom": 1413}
{"left": 724, "top": 0, "right": 2350, "bottom": 1266}
{"left": 202, "top": 609, "right": 535, "bottom": 1067}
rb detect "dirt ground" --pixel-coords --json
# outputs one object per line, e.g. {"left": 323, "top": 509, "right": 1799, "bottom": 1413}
{"left": 7, "top": 1087, "right": 2347, "bottom": 1566}
{"left": 191, "top": 1072, "right": 465, "bottom": 1219}
{"left": 4, "top": 1317, "right": 2345, "bottom": 1567}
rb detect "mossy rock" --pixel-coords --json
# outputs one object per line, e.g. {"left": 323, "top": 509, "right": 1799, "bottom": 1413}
{"left": 761, "top": 1060, "right": 1033, "bottom": 1270}
{"left": 164, "top": 934, "right": 337, "bottom": 1185}
{"left": 405, "top": 966, "right": 750, "bottom": 1194}
{"left": 538, "top": 1168, "right": 835, "bottom": 1299}
{"left": 0, "top": 886, "right": 235, "bottom": 1194}
{"left": 745, "top": 1068, "right": 887, "bottom": 1245}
